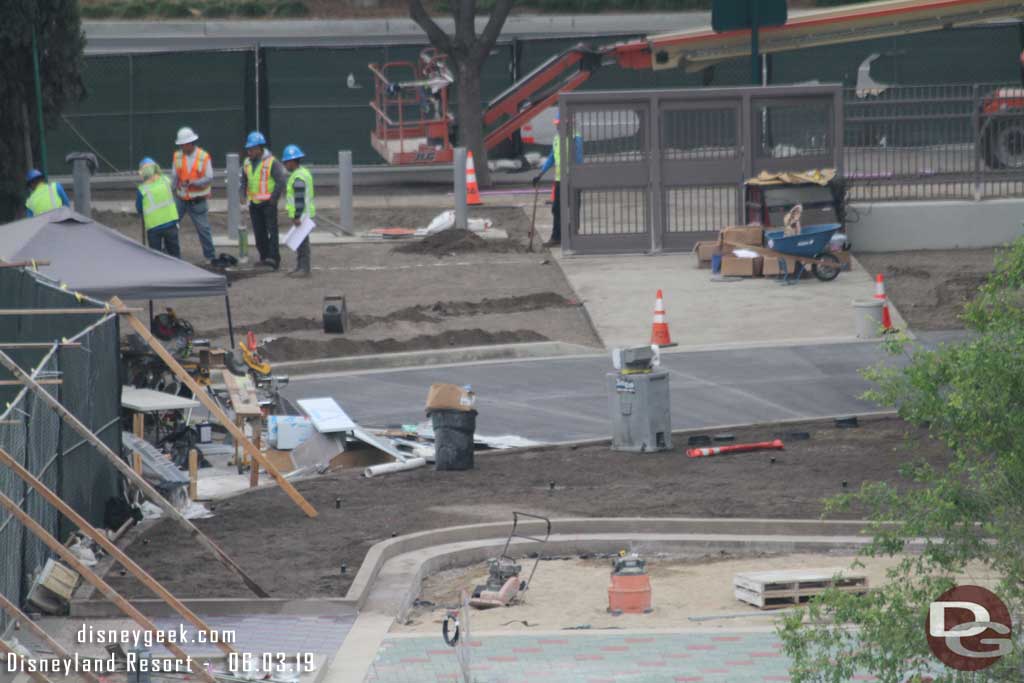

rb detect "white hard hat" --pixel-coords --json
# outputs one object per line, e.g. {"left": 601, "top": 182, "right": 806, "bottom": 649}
{"left": 175, "top": 126, "right": 198, "bottom": 145}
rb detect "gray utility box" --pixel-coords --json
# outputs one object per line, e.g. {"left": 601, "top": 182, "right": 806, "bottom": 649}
{"left": 606, "top": 370, "right": 672, "bottom": 452}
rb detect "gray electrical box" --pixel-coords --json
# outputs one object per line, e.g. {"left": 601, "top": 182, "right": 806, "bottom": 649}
{"left": 606, "top": 370, "right": 672, "bottom": 452}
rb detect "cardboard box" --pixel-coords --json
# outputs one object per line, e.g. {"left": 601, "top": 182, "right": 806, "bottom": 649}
{"left": 720, "top": 255, "right": 763, "bottom": 277}
{"left": 762, "top": 255, "right": 800, "bottom": 277}
{"left": 721, "top": 225, "right": 764, "bottom": 247}
{"left": 425, "top": 383, "right": 476, "bottom": 412}
{"left": 693, "top": 241, "right": 720, "bottom": 268}
{"left": 268, "top": 415, "right": 314, "bottom": 450}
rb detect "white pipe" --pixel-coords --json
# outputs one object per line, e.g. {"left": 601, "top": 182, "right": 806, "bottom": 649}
{"left": 363, "top": 458, "right": 427, "bottom": 478}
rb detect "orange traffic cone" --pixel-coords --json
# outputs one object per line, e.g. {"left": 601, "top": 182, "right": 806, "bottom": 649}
{"left": 650, "top": 289, "right": 673, "bottom": 346}
{"left": 874, "top": 273, "right": 893, "bottom": 332}
{"left": 466, "top": 151, "right": 483, "bottom": 206}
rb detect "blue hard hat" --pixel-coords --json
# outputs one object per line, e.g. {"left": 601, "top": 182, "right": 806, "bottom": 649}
{"left": 25, "top": 169, "right": 44, "bottom": 184}
{"left": 281, "top": 144, "right": 304, "bottom": 162}
{"left": 138, "top": 157, "right": 156, "bottom": 168}
{"left": 245, "top": 131, "right": 267, "bottom": 149}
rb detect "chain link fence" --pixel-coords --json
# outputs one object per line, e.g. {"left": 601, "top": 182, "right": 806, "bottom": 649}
{"left": 0, "top": 268, "right": 122, "bottom": 631}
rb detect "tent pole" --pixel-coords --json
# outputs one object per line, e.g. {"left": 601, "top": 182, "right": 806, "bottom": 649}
{"left": 225, "top": 294, "right": 235, "bottom": 349}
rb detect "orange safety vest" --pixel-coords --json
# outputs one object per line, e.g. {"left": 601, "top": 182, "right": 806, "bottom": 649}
{"left": 244, "top": 156, "right": 276, "bottom": 203}
{"left": 173, "top": 147, "right": 211, "bottom": 200}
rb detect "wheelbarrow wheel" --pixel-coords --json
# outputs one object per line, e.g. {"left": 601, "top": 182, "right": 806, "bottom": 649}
{"left": 812, "top": 253, "right": 841, "bottom": 282}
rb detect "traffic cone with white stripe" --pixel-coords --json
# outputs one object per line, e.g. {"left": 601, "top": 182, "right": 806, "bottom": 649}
{"left": 466, "top": 151, "right": 483, "bottom": 206}
{"left": 874, "top": 273, "right": 893, "bottom": 332}
{"left": 650, "top": 289, "right": 673, "bottom": 346}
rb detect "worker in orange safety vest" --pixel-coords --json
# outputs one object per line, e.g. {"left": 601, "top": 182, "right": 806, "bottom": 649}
{"left": 171, "top": 126, "right": 216, "bottom": 263}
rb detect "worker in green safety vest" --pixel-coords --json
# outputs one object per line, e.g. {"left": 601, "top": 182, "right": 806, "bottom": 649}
{"left": 24, "top": 169, "right": 70, "bottom": 217}
{"left": 135, "top": 158, "right": 181, "bottom": 258}
{"left": 239, "top": 131, "right": 288, "bottom": 271}
{"left": 532, "top": 117, "right": 583, "bottom": 247}
{"left": 282, "top": 144, "right": 315, "bottom": 278}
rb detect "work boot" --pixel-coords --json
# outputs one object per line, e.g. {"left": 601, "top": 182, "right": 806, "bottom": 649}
{"left": 286, "top": 269, "right": 310, "bottom": 279}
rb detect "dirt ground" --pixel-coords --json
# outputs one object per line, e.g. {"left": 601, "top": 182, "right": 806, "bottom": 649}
{"left": 94, "top": 207, "right": 600, "bottom": 359}
{"left": 856, "top": 249, "right": 996, "bottom": 330}
{"left": 105, "top": 416, "right": 952, "bottom": 600}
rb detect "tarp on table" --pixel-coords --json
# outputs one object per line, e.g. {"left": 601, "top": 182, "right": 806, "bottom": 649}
{"left": 0, "top": 207, "right": 226, "bottom": 300}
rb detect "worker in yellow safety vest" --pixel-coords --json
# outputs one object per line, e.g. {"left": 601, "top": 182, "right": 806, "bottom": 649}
{"left": 282, "top": 144, "right": 315, "bottom": 278}
{"left": 239, "top": 131, "right": 288, "bottom": 271}
{"left": 24, "top": 169, "right": 70, "bottom": 217}
{"left": 532, "top": 118, "right": 583, "bottom": 247}
{"left": 171, "top": 126, "right": 216, "bottom": 263}
{"left": 135, "top": 158, "right": 181, "bottom": 258}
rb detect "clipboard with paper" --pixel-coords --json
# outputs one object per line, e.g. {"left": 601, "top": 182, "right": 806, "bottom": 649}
{"left": 283, "top": 216, "right": 315, "bottom": 251}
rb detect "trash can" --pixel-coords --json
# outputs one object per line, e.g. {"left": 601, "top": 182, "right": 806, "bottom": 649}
{"left": 431, "top": 409, "right": 477, "bottom": 470}
{"left": 852, "top": 299, "right": 884, "bottom": 339}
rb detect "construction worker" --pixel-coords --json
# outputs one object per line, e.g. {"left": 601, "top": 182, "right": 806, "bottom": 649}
{"left": 239, "top": 131, "right": 288, "bottom": 270}
{"left": 135, "top": 158, "right": 181, "bottom": 258}
{"left": 532, "top": 117, "right": 583, "bottom": 246}
{"left": 24, "top": 169, "right": 70, "bottom": 217}
{"left": 282, "top": 144, "right": 315, "bottom": 278}
{"left": 171, "top": 126, "right": 216, "bottom": 264}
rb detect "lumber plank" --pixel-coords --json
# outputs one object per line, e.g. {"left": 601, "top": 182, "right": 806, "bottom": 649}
{"left": 222, "top": 370, "right": 261, "bottom": 417}
{"left": 188, "top": 448, "right": 198, "bottom": 500}
{"left": 0, "top": 308, "right": 136, "bottom": 315}
{"left": 0, "top": 447, "right": 236, "bottom": 657}
{"left": 111, "top": 298, "right": 318, "bottom": 519}
{"left": 0, "top": 638, "right": 53, "bottom": 683}
{"left": 0, "top": 591, "right": 104, "bottom": 683}
{"left": 0, "top": 491, "right": 217, "bottom": 683}
{"left": 0, "top": 260, "right": 51, "bottom": 268}
{"left": 0, "top": 349, "right": 271, "bottom": 598}
{"left": 721, "top": 239, "right": 838, "bottom": 269}
{"left": 0, "top": 379, "right": 61, "bottom": 386}
{"left": 0, "top": 342, "right": 82, "bottom": 349}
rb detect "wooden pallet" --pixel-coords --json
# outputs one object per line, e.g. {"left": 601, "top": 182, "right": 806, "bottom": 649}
{"left": 733, "top": 568, "right": 868, "bottom": 609}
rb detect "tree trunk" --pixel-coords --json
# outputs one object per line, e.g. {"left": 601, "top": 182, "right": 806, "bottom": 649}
{"left": 455, "top": 61, "right": 491, "bottom": 187}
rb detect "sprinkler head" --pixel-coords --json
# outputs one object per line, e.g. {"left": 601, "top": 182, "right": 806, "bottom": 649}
{"left": 391, "top": 532, "right": 397, "bottom": 538}
{"left": 335, "top": 497, "right": 341, "bottom": 509}
{"left": 340, "top": 563, "right": 347, "bottom": 575}
{"left": 769, "top": 457, "right": 776, "bottom": 464}
{"left": 549, "top": 481, "right": 556, "bottom": 491}
{"left": 841, "top": 480, "right": 848, "bottom": 489}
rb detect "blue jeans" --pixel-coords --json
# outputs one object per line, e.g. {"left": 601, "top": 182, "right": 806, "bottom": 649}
{"left": 147, "top": 223, "right": 181, "bottom": 258}
{"left": 176, "top": 197, "right": 215, "bottom": 259}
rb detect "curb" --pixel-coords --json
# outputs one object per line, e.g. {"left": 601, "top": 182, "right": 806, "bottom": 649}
{"left": 276, "top": 341, "right": 598, "bottom": 377}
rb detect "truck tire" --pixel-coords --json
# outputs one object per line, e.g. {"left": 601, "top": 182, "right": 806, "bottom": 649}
{"left": 985, "top": 118, "right": 1024, "bottom": 169}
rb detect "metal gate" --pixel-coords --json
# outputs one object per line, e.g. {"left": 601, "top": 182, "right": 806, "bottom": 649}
{"left": 559, "top": 85, "right": 842, "bottom": 255}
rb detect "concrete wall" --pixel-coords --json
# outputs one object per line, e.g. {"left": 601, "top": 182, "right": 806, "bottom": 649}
{"left": 849, "top": 199, "right": 1024, "bottom": 252}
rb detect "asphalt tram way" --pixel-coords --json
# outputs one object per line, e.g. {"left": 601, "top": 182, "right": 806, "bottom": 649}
{"left": 282, "top": 333, "right": 964, "bottom": 443}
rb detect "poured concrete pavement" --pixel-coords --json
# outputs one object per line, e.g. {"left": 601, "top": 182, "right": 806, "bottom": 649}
{"left": 283, "top": 332, "right": 963, "bottom": 443}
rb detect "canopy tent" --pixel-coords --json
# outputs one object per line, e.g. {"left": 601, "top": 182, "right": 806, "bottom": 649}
{"left": 0, "top": 208, "right": 234, "bottom": 344}
{"left": 0, "top": 208, "right": 226, "bottom": 299}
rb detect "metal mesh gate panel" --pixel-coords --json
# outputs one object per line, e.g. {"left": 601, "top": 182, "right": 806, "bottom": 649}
{"left": 560, "top": 85, "right": 842, "bottom": 255}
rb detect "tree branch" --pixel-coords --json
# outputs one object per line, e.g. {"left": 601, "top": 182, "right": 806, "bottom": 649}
{"left": 409, "top": 0, "right": 454, "bottom": 56}
{"left": 473, "top": 0, "right": 515, "bottom": 63}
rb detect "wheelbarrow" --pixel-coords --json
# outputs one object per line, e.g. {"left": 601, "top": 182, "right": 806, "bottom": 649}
{"left": 722, "top": 223, "right": 845, "bottom": 284}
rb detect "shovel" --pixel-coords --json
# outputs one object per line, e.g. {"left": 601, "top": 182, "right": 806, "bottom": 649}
{"left": 527, "top": 184, "right": 540, "bottom": 253}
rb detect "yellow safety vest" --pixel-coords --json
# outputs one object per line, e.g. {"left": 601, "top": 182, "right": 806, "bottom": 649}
{"left": 244, "top": 155, "right": 276, "bottom": 203}
{"left": 25, "top": 182, "right": 63, "bottom": 216}
{"left": 139, "top": 175, "right": 179, "bottom": 230}
{"left": 552, "top": 135, "right": 561, "bottom": 182}
{"left": 285, "top": 166, "right": 316, "bottom": 219}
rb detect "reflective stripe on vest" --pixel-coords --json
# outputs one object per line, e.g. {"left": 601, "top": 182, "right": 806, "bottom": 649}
{"left": 285, "top": 166, "right": 316, "bottom": 219}
{"left": 139, "top": 176, "right": 179, "bottom": 230}
{"left": 552, "top": 134, "right": 561, "bottom": 182}
{"left": 173, "top": 148, "right": 211, "bottom": 200}
{"left": 25, "top": 182, "right": 62, "bottom": 216}
{"left": 244, "top": 156, "right": 276, "bottom": 202}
